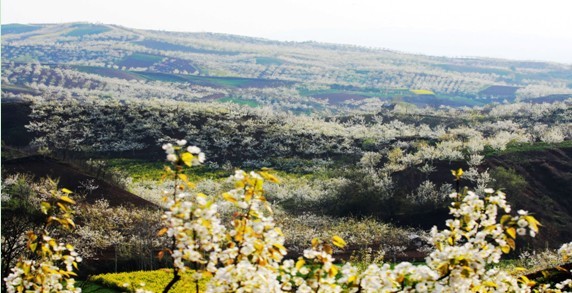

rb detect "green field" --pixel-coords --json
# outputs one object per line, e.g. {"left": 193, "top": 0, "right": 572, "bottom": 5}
{"left": 64, "top": 24, "right": 111, "bottom": 37}
{"left": 2, "top": 24, "right": 42, "bottom": 34}
{"left": 75, "top": 66, "right": 145, "bottom": 80}
{"left": 134, "top": 71, "right": 287, "bottom": 88}
{"left": 484, "top": 140, "right": 572, "bottom": 157}
{"left": 117, "top": 53, "right": 164, "bottom": 69}
{"left": 106, "top": 158, "right": 231, "bottom": 182}
{"left": 218, "top": 97, "right": 260, "bottom": 107}
{"left": 255, "top": 57, "right": 283, "bottom": 65}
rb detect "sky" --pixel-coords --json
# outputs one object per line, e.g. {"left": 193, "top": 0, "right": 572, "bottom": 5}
{"left": 2, "top": 0, "right": 572, "bottom": 64}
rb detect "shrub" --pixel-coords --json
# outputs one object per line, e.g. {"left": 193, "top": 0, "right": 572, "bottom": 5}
{"left": 491, "top": 166, "right": 528, "bottom": 194}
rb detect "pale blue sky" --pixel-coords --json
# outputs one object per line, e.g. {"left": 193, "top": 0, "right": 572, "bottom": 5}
{"left": 2, "top": 0, "right": 572, "bottom": 63}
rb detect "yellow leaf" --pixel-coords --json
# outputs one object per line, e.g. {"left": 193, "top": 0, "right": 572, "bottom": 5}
{"left": 460, "top": 266, "right": 473, "bottom": 277}
{"left": 66, "top": 218, "right": 76, "bottom": 228}
{"left": 40, "top": 202, "right": 51, "bottom": 214}
{"left": 157, "top": 227, "right": 168, "bottom": 236}
{"left": 57, "top": 202, "right": 68, "bottom": 212}
{"left": 329, "top": 264, "right": 339, "bottom": 278}
{"left": 273, "top": 243, "right": 287, "bottom": 255}
{"left": 483, "top": 281, "right": 498, "bottom": 288}
{"left": 178, "top": 173, "right": 189, "bottom": 183}
{"left": 447, "top": 237, "right": 454, "bottom": 245}
{"left": 60, "top": 195, "right": 76, "bottom": 204}
{"left": 437, "top": 263, "right": 449, "bottom": 276}
{"left": 260, "top": 171, "right": 280, "bottom": 183}
{"left": 180, "top": 152, "right": 193, "bottom": 167}
{"left": 507, "top": 238, "right": 516, "bottom": 250}
{"left": 311, "top": 238, "right": 320, "bottom": 248}
{"left": 506, "top": 227, "right": 516, "bottom": 239}
{"left": 520, "top": 275, "right": 536, "bottom": 287}
{"left": 451, "top": 168, "right": 463, "bottom": 180}
{"left": 223, "top": 192, "right": 238, "bottom": 204}
{"left": 324, "top": 244, "right": 333, "bottom": 255}
{"left": 500, "top": 215, "right": 512, "bottom": 225}
{"left": 61, "top": 188, "right": 73, "bottom": 194}
{"left": 484, "top": 225, "right": 496, "bottom": 232}
{"left": 556, "top": 266, "right": 568, "bottom": 272}
{"left": 501, "top": 245, "right": 511, "bottom": 254}
{"left": 524, "top": 216, "right": 541, "bottom": 232}
{"left": 296, "top": 259, "right": 306, "bottom": 270}
{"left": 332, "top": 235, "right": 347, "bottom": 248}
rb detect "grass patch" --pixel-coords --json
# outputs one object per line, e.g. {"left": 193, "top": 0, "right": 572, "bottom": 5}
{"left": 218, "top": 97, "right": 260, "bottom": 107}
{"left": 65, "top": 24, "right": 111, "bottom": 37}
{"left": 106, "top": 159, "right": 165, "bottom": 182}
{"left": 133, "top": 71, "right": 189, "bottom": 82}
{"left": 2, "top": 24, "right": 42, "bottom": 35}
{"left": 133, "top": 72, "right": 271, "bottom": 88}
{"left": 79, "top": 280, "right": 121, "bottom": 293}
{"left": 75, "top": 66, "right": 145, "bottom": 80}
{"left": 484, "top": 141, "right": 572, "bottom": 157}
{"left": 117, "top": 53, "right": 164, "bottom": 69}
{"left": 136, "top": 39, "right": 240, "bottom": 55}
{"left": 255, "top": 57, "right": 283, "bottom": 66}
{"left": 106, "top": 158, "right": 231, "bottom": 182}
{"left": 90, "top": 269, "right": 208, "bottom": 293}
{"left": 410, "top": 89, "right": 435, "bottom": 95}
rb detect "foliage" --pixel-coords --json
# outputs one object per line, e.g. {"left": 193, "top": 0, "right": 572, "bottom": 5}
{"left": 3, "top": 180, "right": 82, "bottom": 293}
{"left": 491, "top": 166, "right": 528, "bottom": 194}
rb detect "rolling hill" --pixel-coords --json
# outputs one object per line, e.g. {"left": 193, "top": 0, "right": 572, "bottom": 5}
{"left": 2, "top": 22, "right": 571, "bottom": 109}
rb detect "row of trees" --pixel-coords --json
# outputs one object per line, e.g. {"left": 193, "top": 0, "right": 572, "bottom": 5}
{"left": 24, "top": 97, "right": 570, "bottom": 162}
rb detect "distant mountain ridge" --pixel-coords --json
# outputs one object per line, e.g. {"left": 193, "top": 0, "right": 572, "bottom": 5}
{"left": 2, "top": 22, "right": 572, "bottom": 109}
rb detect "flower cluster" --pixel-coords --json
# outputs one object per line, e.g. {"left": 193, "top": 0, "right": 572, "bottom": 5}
{"left": 153, "top": 142, "right": 572, "bottom": 293}
{"left": 4, "top": 185, "right": 82, "bottom": 293}
{"left": 162, "top": 140, "right": 205, "bottom": 165}
{"left": 161, "top": 191, "right": 224, "bottom": 273}
{"left": 208, "top": 170, "right": 286, "bottom": 292}
{"left": 160, "top": 141, "right": 224, "bottom": 276}
{"left": 559, "top": 242, "right": 572, "bottom": 262}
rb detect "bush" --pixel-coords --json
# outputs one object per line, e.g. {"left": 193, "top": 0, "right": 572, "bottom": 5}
{"left": 491, "top": 166, "right": 528, "bottom": 194}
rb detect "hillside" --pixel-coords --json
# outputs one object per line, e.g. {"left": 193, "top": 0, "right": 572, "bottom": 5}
{"left": 2, "top": 23, "right": 572, "bottom": 110}
{"left": 1, "top": 155, "right": 157, "bottom": 208}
